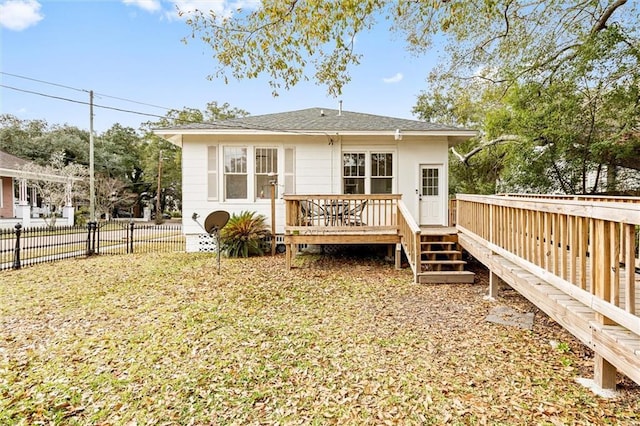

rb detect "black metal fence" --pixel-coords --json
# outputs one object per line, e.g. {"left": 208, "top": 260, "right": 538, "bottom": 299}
{"left": 1, "top": 221, "right": 185, "bottom": 271}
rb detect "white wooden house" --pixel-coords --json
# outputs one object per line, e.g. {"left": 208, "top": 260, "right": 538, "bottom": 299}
{"left": 155, "top": 107, "right": 476, "bottom": 262}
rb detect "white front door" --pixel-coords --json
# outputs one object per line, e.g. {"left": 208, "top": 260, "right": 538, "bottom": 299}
{"left": 419, "top": 164, "right": 444, "bottom": 225}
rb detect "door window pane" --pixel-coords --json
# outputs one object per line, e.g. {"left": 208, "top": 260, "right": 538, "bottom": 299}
{"left": 422, "top": 168, "right": 439, "bottom": 196}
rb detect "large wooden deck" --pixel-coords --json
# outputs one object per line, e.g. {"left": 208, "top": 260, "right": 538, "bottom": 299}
{"left": 456, "top": 194, "right": 640, "bottom": 390}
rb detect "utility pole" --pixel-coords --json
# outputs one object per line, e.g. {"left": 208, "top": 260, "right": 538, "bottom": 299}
{"left": 155, "top": 149, "right": 163, "bottom": 224}
{"left": 89, "top": 90, "right": 95, "bottom": 221}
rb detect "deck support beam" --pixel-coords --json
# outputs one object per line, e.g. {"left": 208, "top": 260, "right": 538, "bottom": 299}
{"left": 395, "top": 243, "right": 401, "bottom": 270}
{"left": 594, "top": 354, "right": 617, "bottom": 390}
{"left": 488, "top": 270, "right": 501, "bottom": 300}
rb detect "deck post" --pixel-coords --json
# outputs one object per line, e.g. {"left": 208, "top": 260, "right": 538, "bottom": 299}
{"left": 488, "top": 270, "right": 500, "bottom": 300}
{"left": 285, "top": 243, "right": 292, "bottom": 269}
{"left": 395, "top": 243, "right": 401, "bottom": 269}
{"left": 594, "top": 354, "right": 617, "bottom": 390}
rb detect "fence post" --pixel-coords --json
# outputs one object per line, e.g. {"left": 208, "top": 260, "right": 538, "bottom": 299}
{"left": 91, "top": 221, "right": 97, "bottom": 255}
{"left": 129, "top": 221, "right": 135, "bottom": 254}
{"left": 86, "top": 221, "right": 97, "bottom": 256}
{"left": 13, "top": 223, "right": 22, "bottom": 269}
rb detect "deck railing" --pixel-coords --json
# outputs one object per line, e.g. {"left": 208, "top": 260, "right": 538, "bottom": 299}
{"left": 397, "top": 200, "right": 421, "bottom": 280}
{"left": 457, "top": 194, "right": 639, "bottom": 316}
{"left": 456, "top": 194, "right": 640, "bottom": 385}
{"left": 284, "top": 194, "right": 401, "bottom": 231}
{"left": 496, "top": 193, "right": 640, "bottom": 270}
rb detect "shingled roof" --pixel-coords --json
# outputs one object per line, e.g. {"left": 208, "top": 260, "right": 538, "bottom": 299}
{"left": 0, "top": 150, "right": 30, "bottom": 170}
{"left": 156, "top": 107, "right": 471, "bottom": 133}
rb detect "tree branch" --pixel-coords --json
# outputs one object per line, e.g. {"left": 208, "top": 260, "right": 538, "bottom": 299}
{"left": 450, "top": 134, "right": 526, "bottom": 165}
{"left": 591, "top": 0, "right": 627, "bottom": 34}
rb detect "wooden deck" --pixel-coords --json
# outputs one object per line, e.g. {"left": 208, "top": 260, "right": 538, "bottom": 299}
{"left": 457, "top": 194, "right": 640, "bottom": 390}
{"left": 283, "top": 195, "right": 474, "bottom": 283}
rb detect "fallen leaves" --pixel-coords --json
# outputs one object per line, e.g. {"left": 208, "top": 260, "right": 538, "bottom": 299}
{"left": 0, "top": 253, "right": 638, "bottom": 424}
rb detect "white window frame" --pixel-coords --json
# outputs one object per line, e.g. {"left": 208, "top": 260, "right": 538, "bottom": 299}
{"left": 342, "top": 149, "right": 396, "bottom": 194}
{"left": 217, "top": 145, "right": 293, "bottom": 202}
{"left": 223, "top": 146, "right": 248, "bottom": 200}
{"left": 255, "top": 147, "right": 278, "bottom": 201}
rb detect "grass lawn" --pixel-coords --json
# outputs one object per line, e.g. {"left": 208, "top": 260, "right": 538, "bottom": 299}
{"left": 1, "top": 252, "right": 638, "bottom": 425}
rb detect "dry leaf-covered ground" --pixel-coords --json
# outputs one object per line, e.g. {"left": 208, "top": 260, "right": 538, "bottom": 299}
{"left": 1, "top": 252, "right": 638, "bottom": 425}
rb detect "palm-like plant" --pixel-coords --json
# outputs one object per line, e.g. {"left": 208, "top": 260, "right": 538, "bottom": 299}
{"left": 220, "top": 211, "right": 271, "bottom": 257}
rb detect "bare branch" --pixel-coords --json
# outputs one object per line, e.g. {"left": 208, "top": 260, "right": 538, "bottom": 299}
{"left": 451, "top": 134, "right": 526, "bottom": 165}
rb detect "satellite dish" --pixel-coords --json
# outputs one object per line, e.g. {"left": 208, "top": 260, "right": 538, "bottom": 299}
{"left": 204, "top": 210, "right": 230, "bottom": 235}
{"left": 203, "top": 210, "right": 230, "bottom": 275}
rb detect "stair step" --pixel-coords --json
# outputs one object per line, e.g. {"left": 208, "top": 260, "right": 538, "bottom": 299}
{"left": 421, "top": 260, "right": 467, "bottom": 265}
{"left": 421, "top": 240, "right": 456, "bottom": 245}
{"left": 417, "top": 271, "right": 475, "bottom": 284}
{"left": 421, "top": 250, "right": 461, "bottom": 255}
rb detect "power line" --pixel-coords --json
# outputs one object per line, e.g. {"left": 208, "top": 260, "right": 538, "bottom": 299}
{"left": 0, "top": 75, "right": 331, "bottom": 136}
{"left": 1, "top": 71, "right": 173, "bottom": 111}
{"left": 93, "top": 92, "right": 172, "bottom": 111}
{"left": 0, "top": 71, "right": 86, "bottom": 93}
{"left": 0, "top": 84, "right": 168, "bottom": 119}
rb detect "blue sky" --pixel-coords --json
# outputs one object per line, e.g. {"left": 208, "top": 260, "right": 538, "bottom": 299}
{"left": 1, "top": 0, "right": 441, "bottom": 132}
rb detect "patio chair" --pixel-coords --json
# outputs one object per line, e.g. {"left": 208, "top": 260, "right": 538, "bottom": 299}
{"left": 340, "top": 200, "right": 367, "bottom": 226}
{"left": 300, "top": 200, "right": 327, "bottom": 226}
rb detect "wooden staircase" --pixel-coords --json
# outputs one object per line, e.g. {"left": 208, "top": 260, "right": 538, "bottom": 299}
{"left": 417, "top": 229, "right": 475, "bottom": 284}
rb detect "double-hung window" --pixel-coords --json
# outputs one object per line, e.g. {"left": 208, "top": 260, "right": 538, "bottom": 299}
{"left": 343, "top": 151, "right": 394, "bottom": 194}
{"left": 343, "top": 153, "right": 366, "bottom": 194}
{"left": 255, "top": 147, "right": 278, "bottom": 199}
{"left": 224, "top": 147, "right": 247, "bottom": 199}
{"left": 370, "top": 153, "right": 393, "bottom": 194}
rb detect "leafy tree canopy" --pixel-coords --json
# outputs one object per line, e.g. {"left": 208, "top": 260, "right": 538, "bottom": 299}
{"left": 182, "top": 1, "right": 637, "bottom": 95}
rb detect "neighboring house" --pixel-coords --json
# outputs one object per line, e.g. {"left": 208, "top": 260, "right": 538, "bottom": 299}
{"left": 0, "top": 150, "right": 75, "bottom": 228}
{"left": 0, "top": 150, "right": 30, "bottom": 219}
{"left": 155, "top": 106, "right": 476, "bottom": 252}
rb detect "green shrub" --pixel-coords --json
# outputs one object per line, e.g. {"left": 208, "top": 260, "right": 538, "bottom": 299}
{"left": 75, "top": 207, "right": 89, "bottom": 227}
{"left": 221, "top": 211, "right": 271, "bottom": 257}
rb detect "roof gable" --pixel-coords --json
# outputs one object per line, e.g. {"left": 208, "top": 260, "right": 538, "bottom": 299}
{"left": 156, "top": 107, "right": 472, "bottom": 133}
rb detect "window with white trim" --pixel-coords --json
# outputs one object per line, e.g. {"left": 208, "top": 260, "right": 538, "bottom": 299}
{"left": 343, "top": 153, "right": 365, "bottom": 194}
{"left": 207, "top": 146, "right": 218, "bottom": 200}
{"left": 342, "top": 151, "right": 394, "bottom": 194}
{"left": 255, "top": 147, "right": 278, "bottom": 199}
{"left": 224, "top": 147, "right": 247, "bottom": 199}
{"left": 371, "top": 153, "right": 393, "bottom": 194}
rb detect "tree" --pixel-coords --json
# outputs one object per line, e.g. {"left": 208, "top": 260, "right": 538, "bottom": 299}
{"left": 94, "top": 173, "right": 138, "bottom": 220}
{"left": 96, "top": 124, "right": 147, "bottom": 216}
{"left": 182, "top": 1, "right": 639, "bottom": 194}
{"left": 20, "top": 151, "right": 87, "bottom": 227}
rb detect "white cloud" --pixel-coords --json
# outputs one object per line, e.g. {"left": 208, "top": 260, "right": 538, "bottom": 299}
{"left": 121, "top": 0, "right": 261, "bottom": 21}
{"left": 169, "top": 0, "right": 260, "bottom": 21}
{"left": 382, "top": 73, "right": 403, "bottom": 84}
{"left": 0, "top": 0, "right": 43, "bottom": 31}
{"left": 122, "top": 0, "right": 162, "bottom": 13}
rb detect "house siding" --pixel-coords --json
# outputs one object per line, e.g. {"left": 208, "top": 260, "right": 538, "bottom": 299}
{"left": 0, "top": 177, "right": 13, "bottom": 218}
{"left": 179, "top": 133, "right": 452, "bottom": 251}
